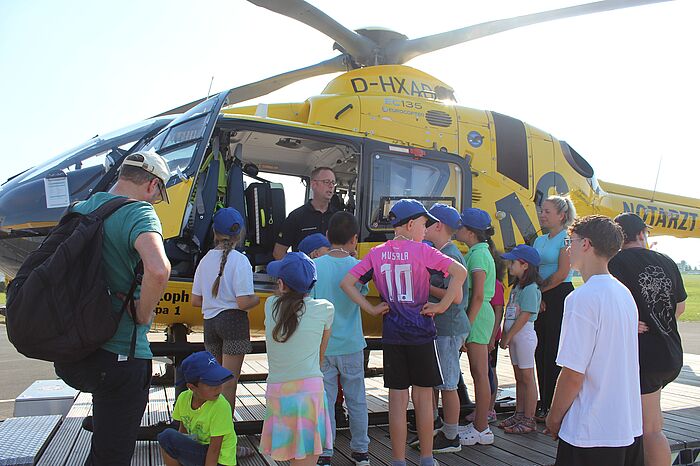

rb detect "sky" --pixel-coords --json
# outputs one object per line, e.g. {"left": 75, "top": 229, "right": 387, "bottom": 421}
{"left": 1, "top": 0, "right": 699, "bottom": 266}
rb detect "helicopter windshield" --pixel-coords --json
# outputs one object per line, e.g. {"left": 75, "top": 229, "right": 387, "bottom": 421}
{"left": 369, "top": 152, "right": 462, "bottom": 230}
{"left": 9, "top": 118, "right": 172, "bottom": 185}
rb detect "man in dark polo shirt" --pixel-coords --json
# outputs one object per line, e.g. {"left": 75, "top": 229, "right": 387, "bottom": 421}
{"left": 608, "top": 212, "right": 687, "bottom": 466}
{"left": 272, "top": 167, "right": 338, "bottom": 259}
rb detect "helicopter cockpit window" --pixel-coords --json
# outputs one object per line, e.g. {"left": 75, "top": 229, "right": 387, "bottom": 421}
{"left": 141, "top": 116, "right": 209, "bottom": 178}
{"left": 160, "top": 143, "right": 198, "bottom": 175}
{"left": 162, "top": 116, "right": 208, "bottom": 151}
{"left": 368, "top": 153, "right": 462, "bottom": 230}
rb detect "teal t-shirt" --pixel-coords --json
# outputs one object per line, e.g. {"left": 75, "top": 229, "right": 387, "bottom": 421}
{"left": 505, "top": 282, "right": 542, "bottom": 322}
{"left": 533, "top": 230, "right": 573, "bottom": 282}
{"left": 430, "top": 242, "right": 470, "bottom": 337}
{"left": 311, "top": 255, "right": 367, "bottom": 356}
{"left": 72, "top": 192, "right": 162, "bottom": 359}
{"left": 172, "top": 390, "right": 237, "bottom": 465}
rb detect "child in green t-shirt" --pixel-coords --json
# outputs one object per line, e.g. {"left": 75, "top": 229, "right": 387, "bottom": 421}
{"left": 455, "top": 208, "right": 497, "bottom": 446}
{"left": 158, "top": 351, "right": 238, "bottom": 466}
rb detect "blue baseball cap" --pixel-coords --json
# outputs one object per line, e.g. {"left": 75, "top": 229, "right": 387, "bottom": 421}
{"left": 266, "top": 252, "right": 317, "bottom": 293}
{"left": 213, "top": 207, "right": 244, "bottom": 236}
{"left": 460, "top": 208, "right": 492, "bottom": 231}
{"left": 501, "top": 244, "right": 541, "bottom": 266}
{"left": 298, "top": 233, "right": 331, "bottom": 255}
{"left": 389, "top": 199, "right": 438, "bottom": 227}
{"left": 176, "top": 351, "right": 234, "bottom": 386}
{"left": 429, "top": 203, "right": 462, "bottom": 230}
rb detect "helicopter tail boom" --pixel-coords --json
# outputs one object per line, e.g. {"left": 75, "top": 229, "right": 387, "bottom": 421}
{"left": 597, "top": 180, "right": 699, "bottom": 239}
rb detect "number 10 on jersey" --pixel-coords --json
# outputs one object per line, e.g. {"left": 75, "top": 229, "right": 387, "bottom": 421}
{"left": 380, "top": 263, "right": 414, "bottom": 303}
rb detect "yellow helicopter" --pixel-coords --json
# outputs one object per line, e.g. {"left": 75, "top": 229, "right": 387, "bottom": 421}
{"left": 1, "top": 0, "right": 698, "bottom": 355}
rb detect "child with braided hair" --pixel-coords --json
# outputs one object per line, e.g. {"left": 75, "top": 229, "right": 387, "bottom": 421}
{"left": 192, "top": 207, "right": 260, "bottom": 458}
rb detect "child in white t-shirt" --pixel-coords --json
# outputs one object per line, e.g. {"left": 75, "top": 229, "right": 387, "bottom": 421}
{"left": 192, "top": 208, "right": 259, "bottom": 426}
{"left": 497, "top": 245, "right": 542, "bottom": 434}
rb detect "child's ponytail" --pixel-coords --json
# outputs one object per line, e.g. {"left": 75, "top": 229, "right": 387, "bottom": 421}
{"left": 211, "top": 230, "right": 243, "bottom": 297}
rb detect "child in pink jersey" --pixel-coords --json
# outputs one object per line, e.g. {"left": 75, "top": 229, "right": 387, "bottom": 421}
{"left": 341, "top": 199, "right": 467, "bottom": 466}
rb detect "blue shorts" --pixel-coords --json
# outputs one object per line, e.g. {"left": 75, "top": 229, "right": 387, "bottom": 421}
{"left": 157, "top": 428, "right": 225, "bottom": 466}
{"left": 435, "top": 334, "right": 467, "bottom": 391}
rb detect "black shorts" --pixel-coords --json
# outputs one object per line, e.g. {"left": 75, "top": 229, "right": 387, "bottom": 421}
{"left": 555, "top": 436, "right": 644, "bottom": 466}
{"left": 204, "top": 309, "right": 252, "bottom": 357}
{"left": 641, "top": 367, "right": 681, "bottom": 395}
{"left": 383, "top": 341, "right": 443, "bottom": 390}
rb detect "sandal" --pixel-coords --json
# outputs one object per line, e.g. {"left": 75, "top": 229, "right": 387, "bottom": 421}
{"left": 497, "top": 412, "right": 523, "bottom": 429}
{"left": 504, "top": 417, "right": 536, "bottom": 434}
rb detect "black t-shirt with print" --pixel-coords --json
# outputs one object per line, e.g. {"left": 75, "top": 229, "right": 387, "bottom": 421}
{"left": 608, "top": 248, "right": 687, "bottom": 374}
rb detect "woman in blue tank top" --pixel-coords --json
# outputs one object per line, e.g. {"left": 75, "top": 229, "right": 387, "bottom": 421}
{"left": 532, "top": 195, "right": 576, "bottom": 421}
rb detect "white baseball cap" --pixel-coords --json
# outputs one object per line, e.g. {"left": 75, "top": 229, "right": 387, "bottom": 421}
{"left": 121, "top": 150, "right": 171, "bottom": 203}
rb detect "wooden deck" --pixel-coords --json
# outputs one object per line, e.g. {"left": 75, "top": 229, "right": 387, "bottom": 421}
{"left": 35, "top": 350, "right": 700, "bottom": 466}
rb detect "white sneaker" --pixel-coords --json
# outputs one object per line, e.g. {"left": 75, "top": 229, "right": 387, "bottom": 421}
{"left": 458, "top": 423, "right": 494, "bottom": 445}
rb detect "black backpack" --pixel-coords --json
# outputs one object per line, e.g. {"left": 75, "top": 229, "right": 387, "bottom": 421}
{"left": 6, "top": 197, "right": 141, "bottom": 363}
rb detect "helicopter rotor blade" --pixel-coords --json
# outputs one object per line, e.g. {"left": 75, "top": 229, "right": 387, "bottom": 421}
{"left": 247, "top": 0, "right": 376, "bottom": 61}
{"left": 153, "top": 54, "right": 350, "bottom": 117}
{"left": 386, "top": 0, "right": 672, "bottom": 64}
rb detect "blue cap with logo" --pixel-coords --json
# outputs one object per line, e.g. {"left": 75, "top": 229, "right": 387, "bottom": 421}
{"left": 213, "top": 207, "right": 244, "bottom": 236}
{"left": 266, "top": 252, "right": 317, "bottom": 293}
{"left": 176, "top": 351, "right": 234, "bottom": 386}
{"left": 429, "top": 203, "right": 462, "bottom": 230}
{"left": 298, "top": 233, "right": 331, "bottom": 255}
{"left": 501, "top": 244, "right": 541, "bottom": 266}
{"left": 389, "top": 199, "right": 438, "bottom": 227}
{"left": 460, "top": 208, "right": 492, "bottom": 231}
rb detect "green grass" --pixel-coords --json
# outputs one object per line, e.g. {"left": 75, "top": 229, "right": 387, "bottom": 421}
{"left": 0, "top": 292, "right": 5, "bottom": 305}
{"left": 679, "top": 274, "right": 700, "bottom": 322}
{"left": 571, "top": 274, "right": 699, "bottom": 322}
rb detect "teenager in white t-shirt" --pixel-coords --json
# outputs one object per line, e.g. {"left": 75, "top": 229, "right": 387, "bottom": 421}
{"left": 546, "top": 215, "right": 643, "bottom": 466}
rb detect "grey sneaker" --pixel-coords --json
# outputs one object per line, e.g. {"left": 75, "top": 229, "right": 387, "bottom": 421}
{"left": 432, "top": 431, "right": 461, "bottom": 453}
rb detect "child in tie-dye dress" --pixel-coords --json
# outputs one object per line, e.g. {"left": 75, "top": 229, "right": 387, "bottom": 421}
{"left": 259, "top": 252, "right": 335, "bottom": 465}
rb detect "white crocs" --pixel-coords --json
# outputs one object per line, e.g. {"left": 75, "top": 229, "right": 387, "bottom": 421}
{"left": 458, "top": 423, "right": 495, "bottom": 445}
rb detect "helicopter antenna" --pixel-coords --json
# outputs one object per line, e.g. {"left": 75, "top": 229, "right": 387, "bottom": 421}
{"left": 207, "top": 76, "right": 215, "bottom": 100}
{"left": 651, "top": 156, "right": 663, "bottom": 202}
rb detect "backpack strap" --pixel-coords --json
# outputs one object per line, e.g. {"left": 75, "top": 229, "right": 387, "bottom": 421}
{"left": 119, "top": 261, "right": 143, "bottom": 359}
{"left": 90, "top": 197, "right": 140, "bottom": 220}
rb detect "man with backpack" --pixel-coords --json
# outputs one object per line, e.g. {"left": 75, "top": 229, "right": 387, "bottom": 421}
{"left": 55, "top": 151, "right": 171, "bottom": 465}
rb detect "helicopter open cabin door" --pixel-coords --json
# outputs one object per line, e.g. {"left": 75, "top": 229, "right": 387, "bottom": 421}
{"left": 139, "top": 91, "right": 231, "bottom": 242}
{"left": 359, "top": 139, "right": 471, "bottom": 253}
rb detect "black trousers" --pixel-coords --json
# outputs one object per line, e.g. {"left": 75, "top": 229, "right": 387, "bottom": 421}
{"left": 534, "top": 282, "right": 574, "bottom": 412}
{"left": 555, "top": 436, "right": 644, "bottom": 466}
{"left": 55, "top": 349, "right": 152, "bottom": 466}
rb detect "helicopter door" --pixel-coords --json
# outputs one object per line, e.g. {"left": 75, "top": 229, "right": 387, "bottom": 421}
{"left": 139, "top": 91, "right": 231, "bottom": 240}
{"left": 359, "top": 140, "right": 471, "bottom": 245}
